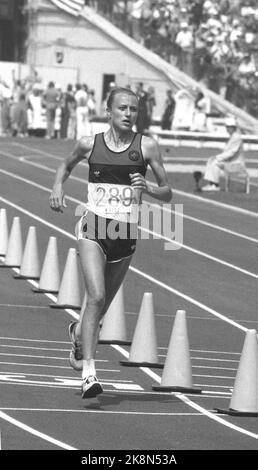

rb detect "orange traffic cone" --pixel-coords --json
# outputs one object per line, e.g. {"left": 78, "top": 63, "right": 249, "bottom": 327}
{"left": 99, "top": 284, "right": 130, "bottom": 345}
{"left": 32, "top": 236, "right": 60, "bottom": 293}
{"left": 120, "top": 292, "right": 161, "bottom": 367}
{"left": 0, "top": 216, "right": 23, "bottom": 268}
{"left": 50, "top": 247, "right": 81, "bottom": 309}
{"left": 215, "top": 329, "right": 258, "bottom": 416}
{"left": 0, "top": 208, "right": 8, "bottom": 257}
{"left": 153, "top": 310, "right": 202, "bottom": 393}
{"left": 14, "top": 226, "right": 40, "bottom": 280}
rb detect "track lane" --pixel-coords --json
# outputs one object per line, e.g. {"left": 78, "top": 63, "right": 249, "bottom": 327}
{"left": 0, "top": 138, "right": 258, "bottom": 448}
{"left": 0, "top": 160, "right": 257, "bottom": 282}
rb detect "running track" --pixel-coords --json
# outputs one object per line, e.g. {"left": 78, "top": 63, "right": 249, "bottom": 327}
{"left": 0, "top": 137, "right": 258, "bottom": 454}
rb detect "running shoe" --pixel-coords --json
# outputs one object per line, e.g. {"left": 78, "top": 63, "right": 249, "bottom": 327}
{"left": 81, "top": 375, "right": 103, "bottom": 399}
{"left": 68, "top": 321, "right": 83, "bottom": 371}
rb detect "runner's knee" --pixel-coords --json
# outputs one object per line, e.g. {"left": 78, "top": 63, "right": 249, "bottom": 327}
{"left": 87, "top": 291, "right": 106, "bottom": 310}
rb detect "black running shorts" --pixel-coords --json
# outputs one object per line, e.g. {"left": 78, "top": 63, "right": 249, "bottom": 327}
{"left": 76, "top": 211, "right": 137, "bottom": 263}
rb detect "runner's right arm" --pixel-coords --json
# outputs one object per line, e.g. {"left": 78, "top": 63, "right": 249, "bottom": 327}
{"left": 49, "top": 136, "right": 94, "bottom": 212}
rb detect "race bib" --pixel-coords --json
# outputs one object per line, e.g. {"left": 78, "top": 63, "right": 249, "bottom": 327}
{"left": 87, "top": 182, "right": 140, "bottom": 217}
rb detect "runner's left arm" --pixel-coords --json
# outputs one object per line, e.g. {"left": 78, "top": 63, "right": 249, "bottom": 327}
{"left": 130, "top": 136, "right": 172, "bottom": 202}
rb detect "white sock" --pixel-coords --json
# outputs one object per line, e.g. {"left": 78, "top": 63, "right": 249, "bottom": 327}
{"left": 82, "top": 359, "right": 96, "bottom": 379}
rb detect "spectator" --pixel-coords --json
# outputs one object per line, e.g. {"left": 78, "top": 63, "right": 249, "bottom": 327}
{"left": 161, "top": 89, "right": 175, "bottom": 130}
{"left": 173, "top": 88, "right": 195, "bottom": 130}
{"left": 87, "top": 89, "right": 97, "bottom": 119}
{"left": 0, "top": 79, "right": 12, "bottom": 136}
{"left": 238, "top": 53, "right": 256, "bottom": 77}
{"left": 147, "top": 86, "right": 156, "bottom": 124}
{"left": 10, "top": 78, "right": 23, "bottom": 136}
{"left": 43, "top": 81, "right": 60, "bottom": 139}
{"left": 60, "top": 84, "right": 76, "bottom": 139}
{"left": 87, "top": 0, "right": 258, "bottom": 119}
{"left": 130, "top": 0, "right": 145, "bottom": 43}
{"left": 201, "top": 116, "right": 245, "bottom": 191}
{"left": 135, "top": 81, "right": 150, "bottom": 133}
{"left": 27, "top": 83, "right": 44, "bottom": 133}
{"left": 15, "top": 92, "right": 28, "bottom": 137}
{"left": 190, "top": 0, "right": 204, "bottom": 27}
{"left": 74, "top": 83, "right": 91, "bottom": 139}
{"left": 192, "top": 91, "right": 210, "bottom": 132}
{"left": 175, "top": 22, "right": 194, "bottom": 76}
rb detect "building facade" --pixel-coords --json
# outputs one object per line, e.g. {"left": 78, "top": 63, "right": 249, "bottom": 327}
{"left": 24, "top": 0, "right": 175, "bottom": 117}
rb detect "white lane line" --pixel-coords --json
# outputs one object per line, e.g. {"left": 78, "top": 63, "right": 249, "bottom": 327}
{"left": 113, "top": 345, "right": 258, "bottom": 442}
{"left": 180, "top": 396, "right": 258, "bottom": 440}
{"left": 0, "top": 345, "right": 108, "bottom": 358}
{"left": 0, "top": 336, "right": 73, "bottom": 344}
{"left": 191, "top": 356, "right": 239, "bottom": 363}
{"left": 193, "top": 374, "right": 234, "bottom": 380}
{"left": 0, "top": 304, "right": 48, "bottom": 309}
{"left": 0, "top": 382, "right": 231, "bottom": 399}
{"left": 173, "top": 188, "right": 258, "bottom": 218}
{"left": 192, "top": 366, "right": 237, "bottom": 371}
{"left": 129, "top": 311, "right": 258, "bottom": 324}
{"left": 0, "top": 410, "right": 76, "bottom": 450}
{"left": 158, "top": 205, "right": 258, "bottom": 244}
{"left": 2, "top": 150, "right": 258, "bottom": 244}
{"left": 163, "top": 156, "right": 258, "bottom": 163}
{"left": 0, "top": 407, "right": 200, "bottom": 416}
{"left": 1, "top": 167, "right": 258, "bottom": 279}
{"left": 159, "top": 347, "right": 240, "bottom": 355}
{"left": 0, "top": 353, "right": 75, "bottom": 361}
{"left": 0, "top": 361, "right": 103, "bottom": 370}
{"left": 0, "top": 371, "right": 133, "bottom": 383}
{"left": 192, "top": 349, "right": 240, "bottom": 355}
{"left": 129, "top": 266, "right": 247, "bottom": 332}
{"left": 139, "top": 225, "right": 258, "bottom": 279}
{"left": 10, "top": 143, "right": 64, "bottom": 160}
{"left": 0, "top": 374, "right": 142, "bottom": 390}
{"left": 0, "top": 197, "right": 248, "bottom": 333}
{"left": 0, "top": 345, "right": 75, "bottom": 352}
{"left": 0, "top": 380, "right": 142, "bottom": 392}
{"left": 164, "top": 162, "right": 258, "bottom": 177}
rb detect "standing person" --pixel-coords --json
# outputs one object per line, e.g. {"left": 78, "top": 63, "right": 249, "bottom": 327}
{"left": 0, "top": 80, "right": 12, "bottom": 136}
{"left": 192, "top": 91, "right": 210, "bottom": 132}
{"left": 60, "top": 84, "right": 76, "bottom": 139}
{"left": 173, "top": 88, "right": 195, "bottom": 130}
{"left": 135, "top": 82, "right": 150, "bottom": 134}
{"left": 147, "top": 86, "right": 156, "bottom": 126}
{"left": 161, "top": 89, "right": 175, "bottom": 130}
{"left": 175, "top": 22, "right": 194, "bottom": 76}
{"left": 201, "top": 116, "right": 245, "bottom": 191}
{"left": 15, "top": 92, "right": 28, "bottom": 137}
{"left": 43, "top": 81, "right": 60, "bottom": 139}
{"left": 49, "top": 87, "right": 172, "bottom": 399}
{"left": 74, "top": 83, "right": 91, "bottom": 139}
{"left": 27, "top": 83, "right": 44, "bottom": 134}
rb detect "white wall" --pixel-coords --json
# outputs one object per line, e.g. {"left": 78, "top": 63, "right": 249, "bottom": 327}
{"left": 0, "top": 62, "right": 30, "bottom": 88}
{"left": 26, "top": 7, "right": 170, "bottom": 118}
